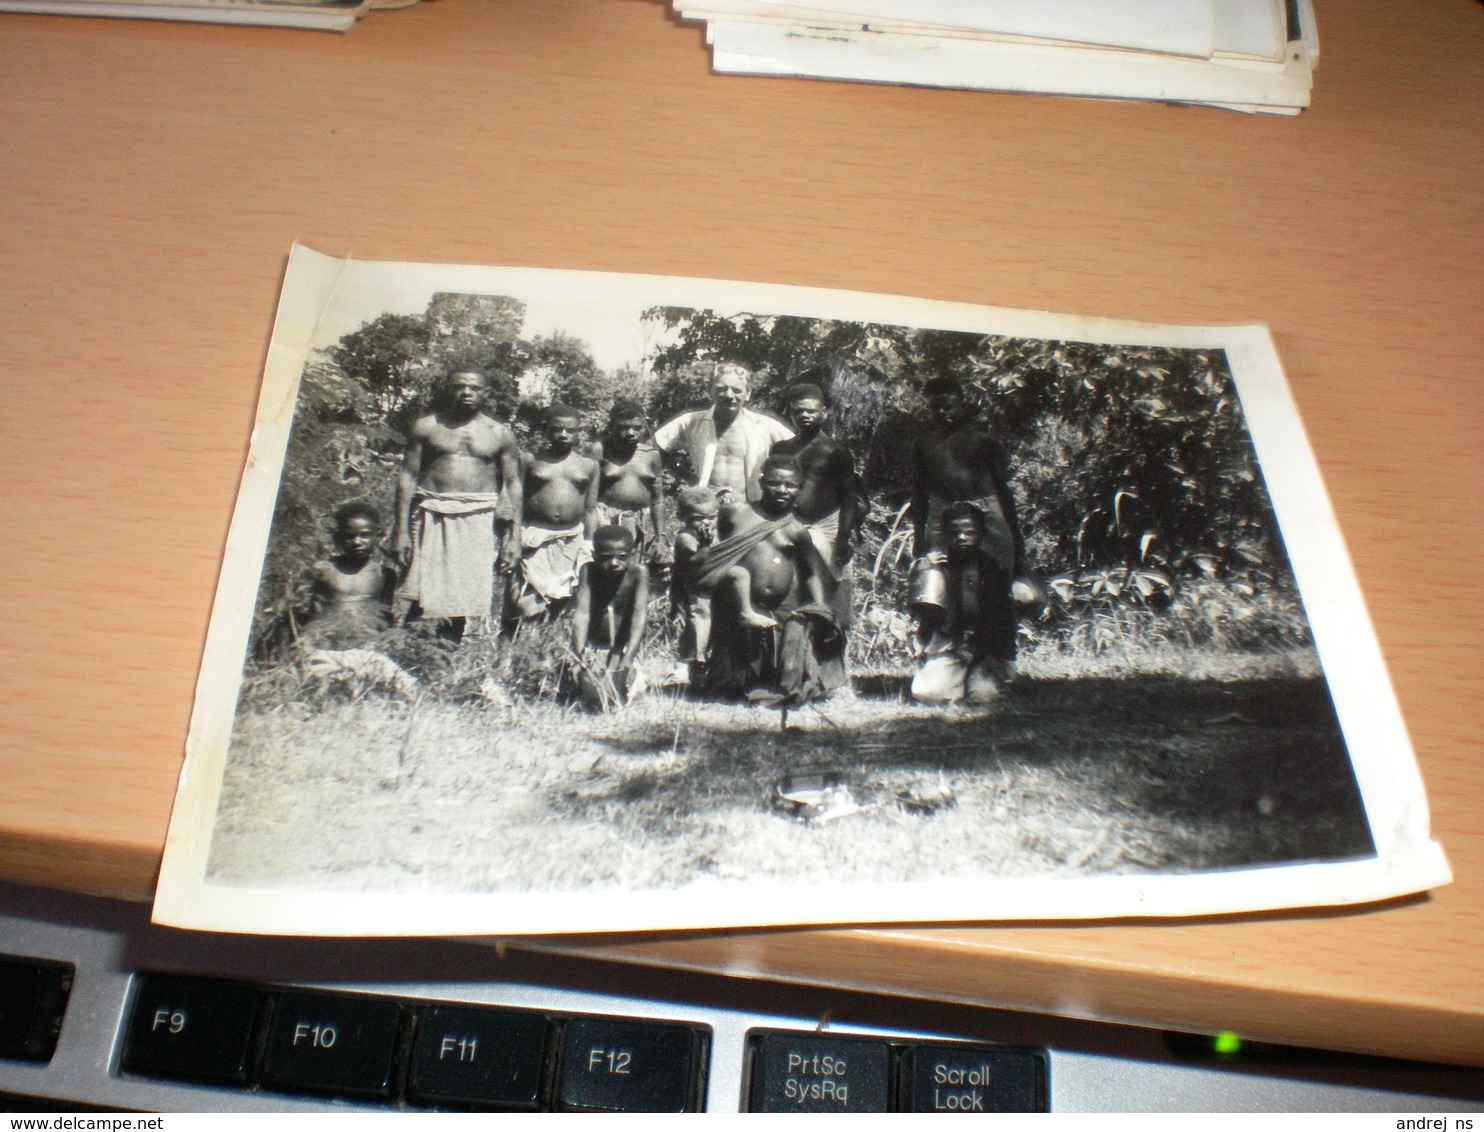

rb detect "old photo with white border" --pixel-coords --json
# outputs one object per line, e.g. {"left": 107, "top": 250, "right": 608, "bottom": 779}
{"left": 153, "top": 245, "right": 1450, "bottom": 936}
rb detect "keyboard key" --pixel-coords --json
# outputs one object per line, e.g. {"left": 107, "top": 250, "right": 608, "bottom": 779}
{"left": 409, "top": 1005, "right": 549, "bottom": 1110}
{"left": 749, "top": 1032, "right": 890, "bottom": 1113}
{"left": 556, "top": 1017, "right": 703, "bottom": 1112}
{"left": 0, "top": 958, "right": 71, "bottom": 1062}
{"left": 121, "top": 974, "right": 263, "bottom": 1084}
{"left": 261, "top": 992, "right": 402, "bottom": 1100}
{"left": 901, "top": 1044, "right": 1047, "bottom": 1112}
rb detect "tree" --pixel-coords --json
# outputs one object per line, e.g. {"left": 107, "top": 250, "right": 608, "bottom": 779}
{"left": 643, "top": 306, "right": 923, "bottom": 409}
{"left": 529, "top": 331, "right": 619, "bottom": 408}
{"left": 953, "top": 336, "right": 1280, "bottom": 577}
{"left": 413, "top": 293, "right": 529, "bottom": 423}
{"left": 331, "top": 313, "right": 431, "bottom": 421}
{"left": 644, "top": 307, "right": 1285, "bottom": 582}
{"left": 426, "top": 292, "right": 524, "bottom": 343}
{"left": 331, "top": 294, "right": 533, "bottom": 429}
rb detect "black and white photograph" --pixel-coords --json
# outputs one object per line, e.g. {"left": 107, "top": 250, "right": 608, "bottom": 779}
{"left": 153, "top": 247, "right": 1449, "bottom": 936}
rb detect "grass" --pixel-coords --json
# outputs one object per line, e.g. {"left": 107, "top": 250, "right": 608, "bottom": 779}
{"left": 208, "top": 661, "right": 1372, "bottom": 897}
{"left": 211, "top": 578, "right": 1368, "bottom": 902}
{"left": 244, "top": 572, "right": 1321, "bottom": 710}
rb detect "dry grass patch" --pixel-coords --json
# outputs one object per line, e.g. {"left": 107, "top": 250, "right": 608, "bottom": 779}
{"left": 209, "top": 669, "right": 1372, "bottom": 899}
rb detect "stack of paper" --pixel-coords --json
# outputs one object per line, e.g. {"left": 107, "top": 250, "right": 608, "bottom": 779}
{"left": 676, "top": 0, "right": 1319, "bottom": 115}
{"left": 0, "top": 0, "right": 416, "bottom": 32}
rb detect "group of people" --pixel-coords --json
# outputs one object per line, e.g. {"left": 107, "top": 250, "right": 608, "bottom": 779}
{"left": 294, "top": 360, "right": 1035, "bottom": 709}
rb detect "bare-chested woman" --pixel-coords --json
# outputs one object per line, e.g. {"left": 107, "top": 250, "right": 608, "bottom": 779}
{"left": 591, "top": 399, "right": 668, "bottom": 565}
{"left": 714, "top": 462, "right": 825, "bottom": 620}
{"left": 691, "top": 454, "right": 845, "bottom": 702}
{"left": 508, "top": 403, "right": 599, "bottom": 622}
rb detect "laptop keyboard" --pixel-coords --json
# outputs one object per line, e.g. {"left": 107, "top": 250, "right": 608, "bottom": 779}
{"left": 1, "top": 884, "right": 1480, "bottom": 1113}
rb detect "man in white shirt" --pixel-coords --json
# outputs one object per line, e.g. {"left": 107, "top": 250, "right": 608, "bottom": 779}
{"left": 652, "top": 362, "right": 794, "bottom": 501}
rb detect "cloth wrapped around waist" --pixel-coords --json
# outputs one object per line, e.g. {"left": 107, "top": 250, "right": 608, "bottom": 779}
{"left": 401, "top": 491, "right": 501, "bottom": 619}
{"left": 519, "top": 522, "right": 590, "bottom": 603}
{"left": 802, "top": 508, "right": 841, "bottom": 581}
{"left": 594, "top": 502, "right": 656, "bottom": 549}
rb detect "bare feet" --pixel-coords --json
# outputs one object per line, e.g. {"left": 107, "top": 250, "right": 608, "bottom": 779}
{"left": 738, "top": 608, "right": 778, "bottom": 629}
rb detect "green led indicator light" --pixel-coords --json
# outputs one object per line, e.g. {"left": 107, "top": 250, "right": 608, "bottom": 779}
{"left": 1212, "top": 1031, "right": 1242, "bottom": 1056}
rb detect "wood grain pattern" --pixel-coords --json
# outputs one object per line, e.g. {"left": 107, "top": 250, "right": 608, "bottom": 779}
{"left": 0, "top": 0, "right": 1479, "bottom": 1066}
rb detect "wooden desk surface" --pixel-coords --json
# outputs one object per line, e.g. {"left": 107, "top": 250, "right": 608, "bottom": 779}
{"left": 1, "top": 0, "right": 1480, "bottom": 1067}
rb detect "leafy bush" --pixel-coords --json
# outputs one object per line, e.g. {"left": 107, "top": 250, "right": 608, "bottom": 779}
{"left": 244, "top": 293, "right": 1317, "bottom": 699}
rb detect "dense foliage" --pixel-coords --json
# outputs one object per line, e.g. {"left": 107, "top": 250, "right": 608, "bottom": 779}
{"left": 645, "top": 307, "right": 1289, "bottom": 588}
{"left": 255, "top": 292, "right": 1304, "bottom": 666}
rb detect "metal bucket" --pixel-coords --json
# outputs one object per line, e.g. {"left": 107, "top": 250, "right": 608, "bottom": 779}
{"left": 908, "top": 556, "right": 948, "bottom": 612}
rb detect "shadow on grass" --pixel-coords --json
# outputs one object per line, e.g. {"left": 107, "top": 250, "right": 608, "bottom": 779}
{"left": 851, "top": 673, "right": 912, "bottom": 700}
{"left": 569, "top": 674, "right": 1375, "bottom": 873}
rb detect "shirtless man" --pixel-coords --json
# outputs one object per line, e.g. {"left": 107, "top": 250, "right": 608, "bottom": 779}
{"left": 693, "top": 454, "right": 844, "bottom": 702}
{"left": 771, "top": 379, "right": 863, "bottom": 634}
{"left": 591, "top": 399, "right": 668, "bottom": 566}
{"left": 509, "top": 403, "right": 599, "bottom": 622}
{"left": 653, "top": 362, "right": 794, "bottom": 502}
{"left": 908, "top": 376, "right": 1028, "bottom": 694}
{"left": 393, "top": 368, "right": 522, "bottom": 636}
{"left": 771, "top": 382, "right": 862, "bottom": 564}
